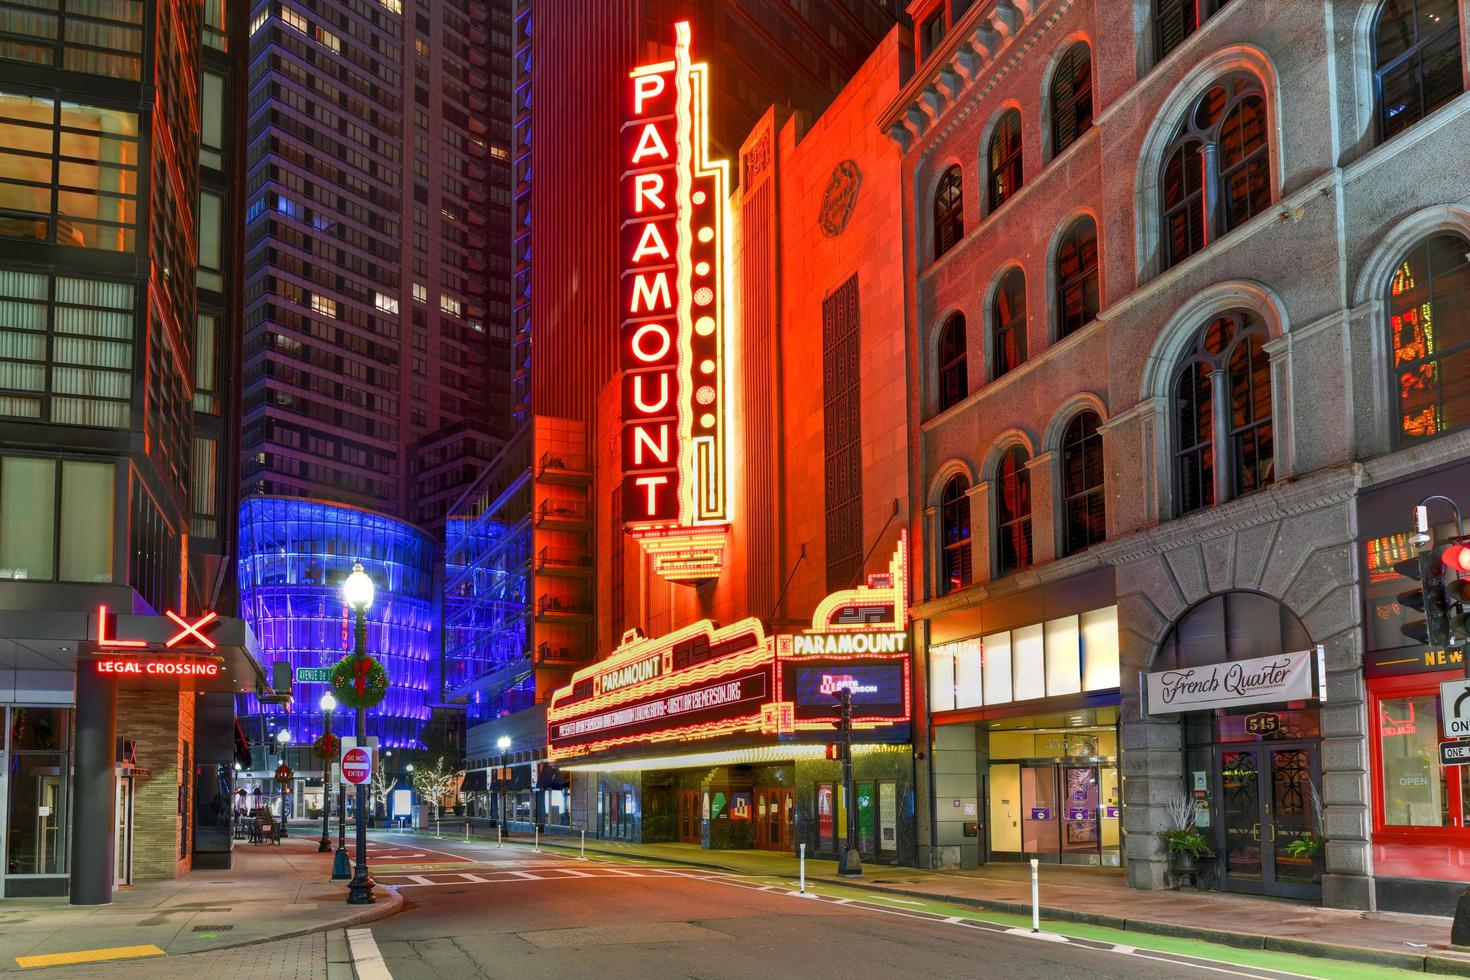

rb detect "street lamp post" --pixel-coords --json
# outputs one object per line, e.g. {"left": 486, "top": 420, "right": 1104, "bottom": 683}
{"left": 318, "top": 692, "right": 336, "bottom": 853}
{"left": 276, "top": 729, "right": 291, "bottom": 833}
{"left": 406, "top": 763, "right": 414, "bottom": 827}
{"left": 497, "top": 735, "right": 511, "bottom": 834}
{"left": 343, "top": 562, "right": 376, "bottom": 905}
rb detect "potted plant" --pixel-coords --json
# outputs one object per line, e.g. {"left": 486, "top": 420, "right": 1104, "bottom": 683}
{"left": 1282, "top": 782, "right": 1327, "bottom": 880}
{"left": 1164, "top": 791, "right": 1212, "bottom": 880}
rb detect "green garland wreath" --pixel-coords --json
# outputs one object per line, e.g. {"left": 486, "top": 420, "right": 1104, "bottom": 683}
{"left": 313, "top": 732, "right": 340, "bottom": 761}
{"left": 274, "top": 762, "right": 294, "bottom": 785}
{"left": 330, "top": 653, "right": 389, "bottom": 711}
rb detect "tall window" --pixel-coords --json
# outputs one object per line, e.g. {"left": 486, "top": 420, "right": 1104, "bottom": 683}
{"left": 1374, "top": 0, "right": 1464, "bottom": 142}
{"left": 992, "top": 268, "right": 1027, "bottom": 378}
{"left": 1061, "top": 412, "right": 1106, "bottom": 555}
{"left": 933, "top": 165, "right": 964, "bottom": 260}
{"left": 1050, "top": 42, "right": 1093, "bottom": 157}
{"left": 987, "top": 109, "right": 1023, "bottom": 212}
{"left": 940, "top": 475, "right": 972, "bottom": 594}
{"left": 1172, "top": 311, "right": 1273, "bottom": 516}
{"left": 1160, "top": 74, "right": 1270, "bottom": 270}
{"left": 937, "top": 313, "right": 968, "bottom": 412}
{"left": 1388, "top": 234, "right": 1470, "bottom": 444}
{"left": 1156, "top": 0, "right": 1232, "bottom": 63}
{"left": 995, "top": 446, "right": 1032, "bottom": 576}
{"left": 0, "top": 93, "right": 141, "bottom": 252}
{"left": 1055, "top": 217, "right": 1100, "bottom": 338}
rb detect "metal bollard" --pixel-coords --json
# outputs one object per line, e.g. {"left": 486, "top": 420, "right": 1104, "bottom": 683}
{"left": 497, "top": 823, "right": 503, "bottom": 849}
{"left": 435, "top": 817, "right": 441, "bottom": 838}
{"left": 799, "top": 842, "right": 806, "bottom": 894}
{"left": 464, "top": 818, "right": 469, "bottom": 842}
{"left": 1030, "top": 858, "right": 1040, "bottom": 933}
{"left": 534, "top": 826, "right": 541, "bottom": 852}
{"left": 579, "top": 828, "right": 587, "bottom": 860}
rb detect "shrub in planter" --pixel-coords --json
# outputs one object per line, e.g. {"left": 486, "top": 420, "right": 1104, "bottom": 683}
{"left": 1163, "top": 828, "right": 1212, "bottom": 874}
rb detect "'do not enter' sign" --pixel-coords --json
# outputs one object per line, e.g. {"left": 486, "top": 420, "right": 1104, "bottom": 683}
{"left": 342, "top": 746, "right": 372, "bottom": 785}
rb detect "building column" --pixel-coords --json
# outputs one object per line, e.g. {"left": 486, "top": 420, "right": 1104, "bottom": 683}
{"left": 70, "top": 657, "right": 116, "bottom": 906}
{"left": 966, "top": 481, "right": 990, "bottom": 584}
{"left": 1025, "top": 451, "right": 1056, "bottom": 565}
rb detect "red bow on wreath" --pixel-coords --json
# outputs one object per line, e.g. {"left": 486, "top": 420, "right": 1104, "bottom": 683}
{"left": 354, "top": 655, "right": 370, "bottom": 697}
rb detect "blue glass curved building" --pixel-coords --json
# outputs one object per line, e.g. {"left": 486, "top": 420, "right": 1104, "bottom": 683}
{"left": 237, "top": 497, "right": 436, "bottom": 749}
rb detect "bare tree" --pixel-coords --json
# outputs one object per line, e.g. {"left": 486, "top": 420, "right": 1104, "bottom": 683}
{"left": 370, "top": 753, "right": 398, "bottom": 818}
{"left": 411, "top": 755, "right": 462, "bottom": 820}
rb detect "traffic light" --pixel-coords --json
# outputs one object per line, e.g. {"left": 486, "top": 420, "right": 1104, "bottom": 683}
{"left": 824, "top": 744, "right": 841, "bottom": 761}
{"left": 831, "top": 687, "right": 852, "bottom": 735}
{"left": 1445, "top": 544, "right": 1470, "bottom": 643}
{"left": 1397, "top": 546, "right": 1451, "bottom": 647}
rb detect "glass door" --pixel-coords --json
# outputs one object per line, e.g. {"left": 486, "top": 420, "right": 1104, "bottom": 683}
{"left": 1060, "top": 766, "right": 1100, "bottom": 864}
{"left": 1216, "top": 742, "right": 1322, "bottom": 899}
{"left": 1020, "top": 765, "right": 1060, "bottom": 859}
{"left": 115, "top": 775, "right": 132, "bottom": 886}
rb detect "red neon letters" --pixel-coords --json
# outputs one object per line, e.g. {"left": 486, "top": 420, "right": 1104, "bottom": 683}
{"left": 96, "top": 658, "right": 220, "bottom": 677}
{"left": 619, "top": 22, "right": 729, "bottom": 581}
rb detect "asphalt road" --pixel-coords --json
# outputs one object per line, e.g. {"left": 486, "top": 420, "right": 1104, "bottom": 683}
{"left": 356, "top": 834, "right": 1306, "bottom": 980}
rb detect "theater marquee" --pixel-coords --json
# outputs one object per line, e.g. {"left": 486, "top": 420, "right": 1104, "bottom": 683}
{"left": 620, "top": 21, "right": 731, "bottom": 583}
{"left": 547, "top": 536, "right": 911, "bottom": 764}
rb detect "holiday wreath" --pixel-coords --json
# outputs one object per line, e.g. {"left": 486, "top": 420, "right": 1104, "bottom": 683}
{"left": 330, "top": 653, "right": 389, "bottom": 710}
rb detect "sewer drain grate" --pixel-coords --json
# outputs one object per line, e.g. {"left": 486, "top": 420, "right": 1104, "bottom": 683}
{"left": 192, "top": 925, "right": 234, "bottom": 932}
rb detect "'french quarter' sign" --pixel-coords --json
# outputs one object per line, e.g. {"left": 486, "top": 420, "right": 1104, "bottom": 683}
{"left": 1146, "top": 650, "right": 1315, "bottom": 714}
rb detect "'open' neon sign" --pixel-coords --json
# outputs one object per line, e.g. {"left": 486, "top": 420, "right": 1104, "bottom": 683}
{"left": 619, "top": 21, "right": 730, "bottom": 582}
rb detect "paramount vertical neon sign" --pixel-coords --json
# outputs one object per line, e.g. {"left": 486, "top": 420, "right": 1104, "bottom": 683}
{"left": 620, "top": 22, "right": 730, "bottom": 583}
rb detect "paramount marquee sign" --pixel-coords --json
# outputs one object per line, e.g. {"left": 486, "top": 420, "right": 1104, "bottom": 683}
{"left": 548, "top": 536, "right": 913, "bottom": 763}
{"left": 619, "top": 22, "right": 731, "bottom": 583}
{"left": 790, "top": 632, "right": 908, "bottom": 656}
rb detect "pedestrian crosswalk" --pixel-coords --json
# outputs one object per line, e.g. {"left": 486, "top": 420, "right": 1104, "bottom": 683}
{"left": 374, "top": 863, "right": 742, "bottom": 888}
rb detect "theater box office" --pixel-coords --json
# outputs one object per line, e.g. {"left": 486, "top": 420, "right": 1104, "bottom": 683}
{"left": 549, "top": 543, "right": 919, "bottom": 865}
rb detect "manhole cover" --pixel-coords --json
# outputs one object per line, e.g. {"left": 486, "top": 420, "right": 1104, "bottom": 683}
{"left": 193, "top": 925, "right": 234, "bottom": 932}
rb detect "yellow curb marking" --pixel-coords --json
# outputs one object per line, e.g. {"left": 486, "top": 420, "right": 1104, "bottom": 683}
{"left": 16, "top": 944, "right": 166, "bottom": 969}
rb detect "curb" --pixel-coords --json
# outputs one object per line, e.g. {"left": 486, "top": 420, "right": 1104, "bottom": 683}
{"left": 487, "top": 835, "right": 1466, "bottom": 975}
{"left": 162, "top": 884, "right": 405, "bottom": 960}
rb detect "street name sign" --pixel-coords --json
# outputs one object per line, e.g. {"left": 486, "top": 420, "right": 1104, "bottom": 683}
{"left": 295, "top": 667, "right": 333, "bottom": 684}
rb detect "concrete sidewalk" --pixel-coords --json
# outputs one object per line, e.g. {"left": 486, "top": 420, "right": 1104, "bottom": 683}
{"left": 0, "top": 835, "right": 400, "bottom": 972}
{"left": 491, "top": 833, "right": 1470, "bottom": 976}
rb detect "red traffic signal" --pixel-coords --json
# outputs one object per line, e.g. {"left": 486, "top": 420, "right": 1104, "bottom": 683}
{"left": 1444, "top": 544, "right": 1470, "bottom": 574}
{"left": 824, "top": 744, "right": 841, "bottom": 760}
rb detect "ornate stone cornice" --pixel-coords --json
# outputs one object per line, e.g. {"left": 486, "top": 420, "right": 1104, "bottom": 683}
{"left": 880, "top": 0, "right": 1070, "bottom": 157}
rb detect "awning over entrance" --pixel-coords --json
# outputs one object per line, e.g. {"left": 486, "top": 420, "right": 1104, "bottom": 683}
{"left": 462, "top": 769, "right": 488, "bottom": 792}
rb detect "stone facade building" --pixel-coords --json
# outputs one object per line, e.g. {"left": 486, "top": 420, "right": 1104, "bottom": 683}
{"left": 888, "top": 0, "right": 1470, "bottom": 912}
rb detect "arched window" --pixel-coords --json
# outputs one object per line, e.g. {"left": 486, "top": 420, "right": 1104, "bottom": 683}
{"left": 1050, "top": 42, "right": 1093, "bottom": 157}
{"left": 940, "top": 475, "right": 972, "bottom": 594}
{"left": 937, "top": 314, "right": 968, "bottom": 412}
{"left": 995, "top": 446, "right": 1032, "bottom": 576}
{"left": 1061, "top": 411, "right": 1105, "bottom": 555}
{"left": 933, "top": 165, "right": 964, "bottom": 260}
{"left": 992, "top": 268, "right": 1027, "bottom": 378}
{"left": 1374, "top": 0, "right": 1464, "bottom": 142}
{"left": 1388, "top": 234, "right": 1470, "bottom": 444}
{"left": 1055, "top": 216, "right": 1100, "bottom": 338}
{"left": 987, "top": 109, "right": 1023, "bottom": 212}
{"left": 1171, "top": 310, "right": 1273, "bottom": 516}
{"left": 1155, "top": 0, "right": 1232, "bottom": 64}
{"left": 1160, "top": 74, "right": 1270, "bottom": 270}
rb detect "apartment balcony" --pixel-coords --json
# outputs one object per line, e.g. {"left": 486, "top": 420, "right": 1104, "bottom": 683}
{"left": 536, "top": 547, "right": 592, "bottom": 577}
{"left": 535, "top": 642, "right": 588, "bottom": 668}
{"left": 536, "top": 452, "right": 591, "bottom": 486}
{"left": 535, "top": 594, "right": 592, "bottom": 623}
{"left": 535, "top": 499, "right": 590, "bottom": 530}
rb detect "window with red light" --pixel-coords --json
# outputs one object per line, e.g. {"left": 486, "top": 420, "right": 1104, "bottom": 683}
{"left": 1155, "top": 0, "right": 1232, "bottom": 64}
{"left": 1054, "top": 216, "right": 1099, "bottom": 339}
{"left": 933, "top": 165, "right": 964, "bottom": 261}
{"left": 1171, "top": 310, "right": 1273, "bottom": 517}
{"left": 1388, "top": 234, "right": 1470, "bottom": 445}
{"left": 987, "top": 109, "right": 1023, "bottom": 212}
{"left": 1160, "top": 74, "right": 1269, "bottom": 271}
{"left": 1061, "top": 411, "right": 1105, "bottom": 556}
{"left": 995, "top": 446, "right": 1032, "bottom": 576}
{"left": 992, "top": 267, "right": 1027, "bottom": 378}
{"left": 936, "top": 313, "right": 968, "bottom": 412}
{"left": 1049, "top": 42, "right": 1093, "bottom": 158}
{"left": 940, "top": 475, "right": 971, "bottom": 595}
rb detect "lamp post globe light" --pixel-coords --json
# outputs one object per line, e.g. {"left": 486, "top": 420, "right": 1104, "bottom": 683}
{"left": 318, "top": 692, "right": 336, "bottom": 853}
{"left": 343, "top": 562, "right": 376, "bottom": 905}
{"left": 497, "top": 735, "right": 511, "bottom": 833}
